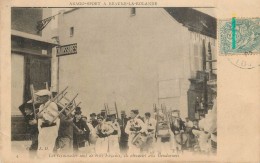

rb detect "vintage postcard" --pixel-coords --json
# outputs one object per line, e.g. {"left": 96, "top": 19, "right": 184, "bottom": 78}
{"left": 0, "top": 0, "right": 259, "bottom": 163}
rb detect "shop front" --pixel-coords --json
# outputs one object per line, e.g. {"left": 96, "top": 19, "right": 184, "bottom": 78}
{"left": 11, "top": 31, "right": 57, "bottom": 140}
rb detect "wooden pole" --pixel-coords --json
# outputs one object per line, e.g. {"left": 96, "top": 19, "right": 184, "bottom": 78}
{"left": 115, "top": 102, "right": 119, "bottom": 120}
{"left": 30, "top": 84, "right": 37, "bottom": 119}
{"left": 50, "top": 93, "right": 79, "bottom": 124}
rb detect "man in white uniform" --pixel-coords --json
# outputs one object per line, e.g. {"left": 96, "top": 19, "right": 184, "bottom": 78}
{"left": 125, "top": 109, "right": 147, "bottom": 154}
{"left": 36, "top": 90, "right": 60, "bottom": 158}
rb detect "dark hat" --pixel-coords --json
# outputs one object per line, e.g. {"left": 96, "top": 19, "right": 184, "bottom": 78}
{"left": 74, "top": 107, "right": 82, "bottom": 115}
{"left": 20, "top": 103, "right": 34, "bottom": 111}
{"left": 131, "top": 109, "right": 139, "bottom": 115}
{"left": 90, "top": 113, "right": 96, "bottom": 117}
{"left": 145, "top": 112, "right": 151, "bottom": 117}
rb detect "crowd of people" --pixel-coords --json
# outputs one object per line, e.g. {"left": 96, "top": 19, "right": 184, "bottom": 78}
{"left": 19, "top": 89, "right": 217, "bottom": 158}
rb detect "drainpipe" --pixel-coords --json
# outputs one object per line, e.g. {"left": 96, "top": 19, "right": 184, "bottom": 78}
{"left": 56, "top": 10, "right": 65, "bottom": 93}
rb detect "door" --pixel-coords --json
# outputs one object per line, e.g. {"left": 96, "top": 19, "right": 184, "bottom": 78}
{"left": 12, "top": 54, "right": 51, "bottom": 140}
{"left": 24, "top": 55, "right": 51, "bottom": 102}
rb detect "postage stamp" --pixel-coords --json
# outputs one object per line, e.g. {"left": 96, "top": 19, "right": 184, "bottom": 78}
{"left": 219, "top": 17, "right": 260, "bottom": 55}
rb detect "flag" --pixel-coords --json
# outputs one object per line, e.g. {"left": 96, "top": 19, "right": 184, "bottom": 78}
{"left": 36, "top": 16, "right": 54, "bottom": 32}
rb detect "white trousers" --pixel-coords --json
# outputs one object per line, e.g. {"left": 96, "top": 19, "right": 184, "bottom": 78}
{"left": 127, "top": 135, "right": 140, "bottom": 154}
{"left": 37, "top": 120, "right": 59, "bottom": 158}
{"left": 95, "top": 137, "right": 109, "bottom": 154}
{"left": 108, "top": 135, "right": 120, "bottom": 154}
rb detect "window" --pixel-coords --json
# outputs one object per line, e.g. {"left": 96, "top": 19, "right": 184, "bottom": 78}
{"left": 41, "top": 49, "right": 47, "bottom": 55}
{"left": 131, "top": 8, "right": 136, "bottom": 16}
{"left": 193, "top": 44, "right": 203, "bottom": 71}
{"left": 70, "top": 27, "right": 74, "bottom": 37}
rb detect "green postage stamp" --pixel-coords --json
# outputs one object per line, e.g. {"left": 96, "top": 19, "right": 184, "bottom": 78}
{"left": 219, "top": 17, "right": 260, "bottom": 55}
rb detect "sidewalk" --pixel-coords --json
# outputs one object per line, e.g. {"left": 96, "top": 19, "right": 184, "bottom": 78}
{"left": 11, "top": 140, "right": 94, "bottom": 154}
{"left": 12, "top": 140, "right": 31, "bottom": 157}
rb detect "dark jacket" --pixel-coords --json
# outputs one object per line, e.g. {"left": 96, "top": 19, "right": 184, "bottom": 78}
{"left": 73, "top": 117, "right": 90, "bottom": 141}
{"left": 191, "top": 125, "right": 200, "bottom": 138}
{"left": 119, "top": 117, "right": 129, "bottom": 142}
{"left": 24, "top": 113, "right": 39, "bottom": 135}
{"left": 170, "top": 118, "right": 185, "bottom": 135}
{"left": 73, "top": 117, "right": 90, "bottom": 148}
{"left": 19, "top": 102, "right": 38, "bottom": 135}
{"left": 91, "top": 119, "right": 98, "bottom": 128}
{"left": 58, "top": 113, "right": 74, "bottom": 139}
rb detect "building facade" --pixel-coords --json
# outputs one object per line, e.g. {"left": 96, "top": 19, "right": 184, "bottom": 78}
{"left": 53, "top": 8, "right": 216, "bottom": 118}
{"left": 11, "top": 8, "right": 57, "bottom": 140}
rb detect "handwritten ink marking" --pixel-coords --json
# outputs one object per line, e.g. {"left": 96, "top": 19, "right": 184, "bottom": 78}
{"left": 232, "top": 17, "right": 236, "bottom": 49}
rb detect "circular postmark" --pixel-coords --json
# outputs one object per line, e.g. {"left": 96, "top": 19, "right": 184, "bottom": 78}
{"left": 227, "top": 54, "right": 260, "bottom": 69}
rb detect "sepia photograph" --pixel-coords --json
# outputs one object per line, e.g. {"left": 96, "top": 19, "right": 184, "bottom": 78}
{"left": 10, "top": 7, "right": 217, "bottom": 158}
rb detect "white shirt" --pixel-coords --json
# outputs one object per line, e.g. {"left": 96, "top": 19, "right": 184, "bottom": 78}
{"left": 145, "top": 117, "right": 157, "bottom": 132}
{"left": 38, "top": 101, "right": 60, "bottom": 129}
{"left": 125, "top": 116, "right": 146, "bottom": 135}
{"left": 185, "top": 120, "right": 194, "bottom": 128}
{"left": 39, "top": 101, "right": 59, "bottom": 121}
{"left": 95, "top": 122, "right": 114, "bottom": 136}
{"left": 108, "top": 120, "right": 121, "bottom": 137}
{"left": 199, "top": 118, "right": 206, "bottom": 130}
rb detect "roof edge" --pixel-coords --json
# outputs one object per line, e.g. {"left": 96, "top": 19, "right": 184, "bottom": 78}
{"left": 11, "top": 30, "right": 58, "bottom": 45}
